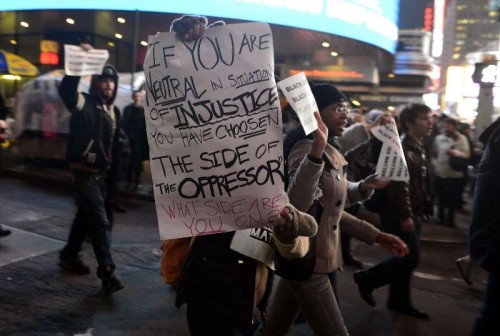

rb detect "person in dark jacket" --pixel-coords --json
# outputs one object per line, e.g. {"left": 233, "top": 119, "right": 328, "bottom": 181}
{"left": 353, "top": 103, "right": 433, "bottom": 320}
{"left": 58, "top": 48, "right": 124, "bottom": 294}
{"left": 121, "top": 90, "right": 148, "bottom": 191}
{"left": 469, "top": 117, "right": 500, "bottom": 336}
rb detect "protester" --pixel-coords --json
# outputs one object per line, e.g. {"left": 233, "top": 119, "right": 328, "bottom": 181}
{"left": 0, "top": 95, "right": 12, "bottom": 238}
{"left": 256, "top": 84, "right": 409, "bottom": 336}
{"left": 342, "top": 113, "right": 379, "bottom": 268}
{"left": 121, "top": 90, "right": 148, "bottom": 192}
{"left": 177, "top": 203, "right": 318, "bottom": 336}
{"left": 57, "top": 47, "right": 124, "bottom": 294}
{"left": 167, "top": 15, "right": 308, "bottom": 336}
{"left": 432, "top": 116, "right": 470, "bottom": 227}
{"left": 353, "top": 103, "right": 433, "bottom": 320}
{"left": 468, "top": 117, "right": 500, "bottom": 336}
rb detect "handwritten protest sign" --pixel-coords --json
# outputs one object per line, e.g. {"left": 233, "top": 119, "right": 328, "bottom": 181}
{"left": 143, "top": 23, "right": 286, "bottom": 239}
{"left": 371, "top": 119, "right": 409, "bottom": 182}
{"left": 64, "top": 45, "right": 109, "bottom": 76}
{"left": 277, "top": 72, "right": 318, "bottom": 135}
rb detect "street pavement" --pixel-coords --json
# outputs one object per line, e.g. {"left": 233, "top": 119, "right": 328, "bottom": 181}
{"left": 0, "top": 172, "right": 488, "bottom": 336}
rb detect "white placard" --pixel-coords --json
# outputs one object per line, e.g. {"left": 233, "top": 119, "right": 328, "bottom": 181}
{"left": 277, "top": 72, "right": 318, "bottom": 135}
{"left": 230, "top": 227, "right": 275, "bottom": 270}
{"left": 64, "top": 45, "right": 109, "bottom": 76}
{"left": 143, "top": 23, "right": 287, "bottom": 239}
{"left": 371, "top": 119, "right": 409, "bottom": 182}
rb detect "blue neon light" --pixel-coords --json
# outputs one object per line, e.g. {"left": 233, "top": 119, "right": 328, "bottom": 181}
{"left": 1, "top": 0, "right": 399, "bottom": 53}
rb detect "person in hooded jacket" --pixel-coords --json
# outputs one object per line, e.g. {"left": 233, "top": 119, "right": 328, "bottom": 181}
{"left": 57, "top": 45, "right": 124, "bottom": 294}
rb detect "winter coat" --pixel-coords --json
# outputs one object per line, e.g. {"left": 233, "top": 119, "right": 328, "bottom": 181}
{"left": 287, "top": 139, "right": 380, "bottom": 273}
{"left": 469, "top": 118, "right": 500, "bottom": 276}
{"left": 59, "top": 74, "right": 119, "bottom": 173}
{"left": 383, "top": 134, "right": 432, "bottom": 220}
{"left": 175, "top": 232, "right": 273, "bottom": 329}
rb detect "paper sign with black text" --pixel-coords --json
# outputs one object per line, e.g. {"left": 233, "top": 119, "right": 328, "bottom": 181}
{"left": 63, "top": 45, "right": 109, "bottom": 76}
{"left": 277, "top": 72, "right": 318, "bottom": 135}
{"left": 143, "top": 23, "right": 286, "bottom": 239}
{"left": 371, "top": 119, "right": 409, "bottom": 182}
{"left": 230, "top": 227, "right": 275, "bottom": 270}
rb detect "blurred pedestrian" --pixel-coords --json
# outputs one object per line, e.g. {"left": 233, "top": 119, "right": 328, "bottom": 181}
{"left": 121, "top": 90, "right": 148, "bottom": 192}
{"left": 468, "top": 117, "right": 500, "bottom": 336}
{"left": 432, "top": 116, "right": 470, "bottom": 227}
{"left": 57, "top": 45, "right": 124, "bottom": 294}
{"left": 353, "top": 103, "right": 434, "bottom": 320}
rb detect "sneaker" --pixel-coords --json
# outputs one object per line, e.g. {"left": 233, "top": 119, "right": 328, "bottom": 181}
{"left": 353, "top": 271, "right": 376, "bottom": 307}
{"left": 102, "top": 274, "right": 124, "bottom": 294}
{"left": 58, "top": 259, "right": 91, "bottom": 275}
{"left": 455, "top": 257, "right": 473, "bottom": 285}
{"left": 0, "top": 228, "right": 12, "bottom": 238}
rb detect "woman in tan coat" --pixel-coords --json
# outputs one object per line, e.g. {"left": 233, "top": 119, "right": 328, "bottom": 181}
{"left": 257, "top": 83, "right": 409, "bottom": 336}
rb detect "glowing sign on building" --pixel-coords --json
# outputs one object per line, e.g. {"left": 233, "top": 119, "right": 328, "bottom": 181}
{"left": 0, "top": 0, "right": 400, "bottom": 53}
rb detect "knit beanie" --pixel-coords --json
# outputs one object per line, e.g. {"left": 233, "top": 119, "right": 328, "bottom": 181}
{"left": 310, "top": 83, "right": 348, "bottom": 112}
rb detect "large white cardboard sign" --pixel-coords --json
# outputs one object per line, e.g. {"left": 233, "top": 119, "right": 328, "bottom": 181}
{"left": 64, "top": 45, "right": 109, "bottom": 76}
{"left": 143, "top": 23, "right": 286, "bottom": 239}
{"left": 277, "top": 72, "right": 318, "bottom": 135}
{"left": 371, "top": 119, "right": 409, "bottom": 182}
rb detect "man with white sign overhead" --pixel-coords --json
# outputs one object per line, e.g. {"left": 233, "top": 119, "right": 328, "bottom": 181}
{"left": 58, "top": 43, "right": 124, "bottom": 294}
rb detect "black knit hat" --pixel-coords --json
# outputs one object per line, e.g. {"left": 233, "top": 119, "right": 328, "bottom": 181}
{"left": 310, "top": 83, "right": 348, "bottom": 112}
{"left": 98, "top": 64, "right": 118, "bottom": 81}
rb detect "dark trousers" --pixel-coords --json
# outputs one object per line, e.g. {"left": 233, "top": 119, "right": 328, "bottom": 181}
{"left": 127, "top": 139, "right": 143, "bottom": 185}
{"left": 435, "top": 176, "right": 463, "bottom": 226}
{"left": 365, "top": 215, "right": 421, "bottom": 307}
{"left": 60, "top": 171, "right": 115, "bottom": 276}
{"left": 471, "top": 273, "right": 500, "bottom": 336}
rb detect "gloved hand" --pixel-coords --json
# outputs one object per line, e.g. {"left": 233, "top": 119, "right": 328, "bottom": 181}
{"left": 170, "top": 15, "right": 208, "bottom": 42}
{"left": 273, "top": 205, "right": 317, "bottom": 244}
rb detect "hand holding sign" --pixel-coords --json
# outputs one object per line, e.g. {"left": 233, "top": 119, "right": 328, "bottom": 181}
{"left": 310, "top": 112, "right": 328, "bottom": 159}
{"left": 371, "top": 119, "right": 409, "bottom": 182}
{"left": 277, "top": 72, "right": 318, "bottom": 135}
{"left": 64, "top": 44, "right": 109, "bottom": 76}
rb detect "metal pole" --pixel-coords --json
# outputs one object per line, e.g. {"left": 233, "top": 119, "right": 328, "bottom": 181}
{"left": 131, "top": 10, "right": 140, "bottom": 92}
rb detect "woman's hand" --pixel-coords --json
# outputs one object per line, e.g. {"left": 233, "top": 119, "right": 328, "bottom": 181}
{"left": 366, "top": 114, "right": 392, "bottom": 133}
{"left": 360, "top": 174, "right": 390, "bottom": 192}
{"left": 375, "top": 232, "right": 409, "bottom": 258}
{"left": 79, "top": 43, "right": 93, "bottom": 52}
{"left": 272, "top": 205, "right": 318, "bottom": 244}
{"left": 309, "top": 112, "right": 328, "bottom": 159}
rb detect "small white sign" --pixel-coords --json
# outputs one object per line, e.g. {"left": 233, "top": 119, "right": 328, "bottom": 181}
{"left": 371, "top": 119, "right": 409, "bottom": 182}
{"left": 230, "top": 227, "right": 275, "bottom": 270}
{"left": 277, "top": 72, "right": 318, "bottom": 135}
{"left": 64, "top": 45, "right": 109, "bottom": 76}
